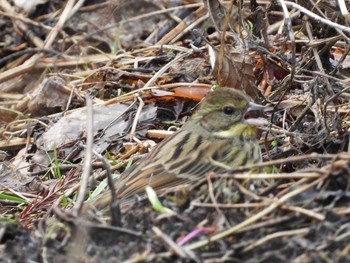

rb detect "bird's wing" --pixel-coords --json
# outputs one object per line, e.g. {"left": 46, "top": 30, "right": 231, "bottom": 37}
{"left": 115, "top": 130, "right": 229, "bottom": 199}
{"left": 83, "top": 129, "right": 257, "bottom": 211}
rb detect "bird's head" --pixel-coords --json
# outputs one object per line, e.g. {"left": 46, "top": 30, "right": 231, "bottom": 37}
{"left": 192, "top": 88, "right": 267, "bottom": 138}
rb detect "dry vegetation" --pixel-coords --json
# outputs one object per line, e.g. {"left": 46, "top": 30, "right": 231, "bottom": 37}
{"left": 0, "top": 0, "right": 350, "bottom": 262}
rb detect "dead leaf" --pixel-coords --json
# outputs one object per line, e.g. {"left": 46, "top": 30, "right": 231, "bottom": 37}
{"left": 208, "top": 45, "right": 259, "bottom": 100}
{"left": 27, "top": 76, "right": 83, "bottom": 117}
{"left": 36, "top": 103, "right": 157, "bottom": 160}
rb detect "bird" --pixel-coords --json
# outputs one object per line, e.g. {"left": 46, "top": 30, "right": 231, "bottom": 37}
{"left": 82, "top": 87, "right": 265, "bottom": 211}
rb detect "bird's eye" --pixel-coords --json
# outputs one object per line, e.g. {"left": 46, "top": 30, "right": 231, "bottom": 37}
{"left": 223, "top": 106, "right": 235, "bottom": 115}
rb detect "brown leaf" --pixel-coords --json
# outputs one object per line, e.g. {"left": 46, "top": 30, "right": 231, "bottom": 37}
{"left": 27, "top": 76, "right": 82, "bottom": 117}
{"left": 209, "top": 45, "right": 259, "bottom": 100}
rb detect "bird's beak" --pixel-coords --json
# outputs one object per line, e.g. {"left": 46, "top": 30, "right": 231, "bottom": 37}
{"left": 243, "top": 102, "right": 271, "bottom": 127}
{"left": 247, "top": 102, "right": 268, "bottom": 111}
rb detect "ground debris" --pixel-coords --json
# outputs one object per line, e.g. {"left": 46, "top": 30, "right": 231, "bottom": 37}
{"left": 1, "top": 0, "right": 350, "bottom": 262}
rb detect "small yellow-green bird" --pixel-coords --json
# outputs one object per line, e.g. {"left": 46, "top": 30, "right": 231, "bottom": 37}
{"left": 83, "top": 88, "right": 265, "bottom": 211}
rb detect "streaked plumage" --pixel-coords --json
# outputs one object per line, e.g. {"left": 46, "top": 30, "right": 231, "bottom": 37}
{"left": 83, "top": 88, "right": 263, "bottom": 211}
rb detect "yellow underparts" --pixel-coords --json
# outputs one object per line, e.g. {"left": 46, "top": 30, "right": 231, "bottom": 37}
{"left": 213, "top": 123, "right": 257, "bottom": 139}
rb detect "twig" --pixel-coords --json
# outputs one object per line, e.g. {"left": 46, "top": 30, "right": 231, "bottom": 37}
{"left": 152, "top": 226, "right": 198, "bottom": 261}
{"left": 217, "top": 0, "right": 235, "bottom": 83}
{"left": 279, "top": 0, "right": 295, "bottom": 83}
{"left": 72, "top": 95, "right": 93, "bottom": 216}
{"left": 281, "top": 204, "right": 325, "bottom": 221}
{"left": 229, "top": 153, "right": 350, "bottom": 173}
{"left": 170, "top": 13, "right": 209, "bottom": 44}
{"left": 0, "top": 10, "right": 53, "bottom": 30}
{"left": 67, "top": 0, "right": 86, "bottom": 20}
{"left": 207, "top": 173, "right": 230, "bottom": 228}
{"left": 184, "top": 174, "right": 328, "bottom": 251}
{"left": 143, "top": 51, "right": 193, "bottom": 89}
{"left": 191, "top": 202, "right": 265, "bottom": 209}
{"left": 242, "top": 228, "right": 310, "bottom": 252}
{"left": 324, "top": 85, "right": 350, "bottom": 133}
{"left": 43, "top": 0, "right": 75, "bottom": 49}
{"left": 283, "top": 1, "right": 350, "bottom": 34}
{"left": 267, "top": 10, "right": 300, "bottom": 34}
{"left": 129, "top": 94, "right": 144, "bottom": 142}
{"left": 211, "top": 172, "right": 323, "bottom": 180}
{"left": 53, "top": 161, "right": 126, "bottom": 207}
{"left": 91, "top": 148, "right": 120, "bottom": 226}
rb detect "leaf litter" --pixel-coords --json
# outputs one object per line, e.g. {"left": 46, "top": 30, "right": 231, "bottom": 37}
{"left": 0, "top": 0, "right": 350, "bottom": 262}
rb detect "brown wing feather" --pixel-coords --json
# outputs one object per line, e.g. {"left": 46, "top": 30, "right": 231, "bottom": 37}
{"left": 84, "top": 127, "right": 260, "bottom": 211}
{"left": 116, "top": 129, "right": 256, "bottom": 198}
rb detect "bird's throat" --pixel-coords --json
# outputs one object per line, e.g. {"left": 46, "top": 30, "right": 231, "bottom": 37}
{"left": 212, "top": 123, "right": 257, "bottom": 139}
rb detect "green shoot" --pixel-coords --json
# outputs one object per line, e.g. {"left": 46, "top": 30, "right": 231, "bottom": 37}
{"left": 145, "top": 186, "right": 173, "bottom": 214}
